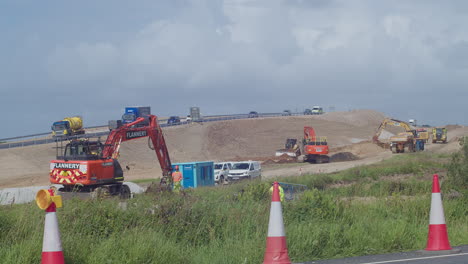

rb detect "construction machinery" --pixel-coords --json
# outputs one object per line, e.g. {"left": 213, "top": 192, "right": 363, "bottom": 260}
{"left": 373, "top": 118, "right": 413, "bottom": 148}
{"left": 373, "top": 118, "right": 425, "bottom": 153}
{"left": 302, "top": 126, "right": 330, "bottom": 163}
{"left": 432, "top": 127, "right": 447, "bottom": 143}
{"left": 416, "top": 128, "right": 430, "bottom": 143}
{"left": 49, "top": 115, "right": 172, "bottom": 197}
{"left": 51, "top": 116, "right": 85, "bottom": 138}
{"left": 275, "top": 138, "right": 301, "bottom": 158}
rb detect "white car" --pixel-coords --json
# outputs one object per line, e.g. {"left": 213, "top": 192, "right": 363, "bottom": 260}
{"left": 214, "top": 162, "right": 231, "bottom": 185}
{"left": 228, "top": 161, "right": 261, "bottom": 182}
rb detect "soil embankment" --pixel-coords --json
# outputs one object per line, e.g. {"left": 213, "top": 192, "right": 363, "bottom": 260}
{"left": 0, "top": 110, "right": 466, "bottom": 188}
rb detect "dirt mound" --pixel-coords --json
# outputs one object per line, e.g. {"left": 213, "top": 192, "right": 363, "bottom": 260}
{"left": 230, "top": 154, "right": 297, "bottom": 164}
{"left": 314, "top": 109, "right": 387, "bottom": 127}
{"left": 330, "top": 152, "right": 360, "bottom": 162}
{"left": 330, "top": 141, "right": 384, "bottom": 158}
{"left": 446, "top": 124, "right": 463, "bottom": 131}
{"left": 0, "top": 109, "right": 401, "bottom": 188}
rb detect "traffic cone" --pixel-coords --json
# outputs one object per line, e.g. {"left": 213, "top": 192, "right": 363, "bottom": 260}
{"left": 425, "top": 174, "right": 452, "bottom": 251}
{"left": 263, "top": 182, "right": 291, "bottom": 264}
{"left": 36, "top": 189, "right": 65, "bottom": 264}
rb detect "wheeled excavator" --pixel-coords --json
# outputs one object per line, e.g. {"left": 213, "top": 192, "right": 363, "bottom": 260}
{"left": 49, "top": 115, "right": 172, "bottom": 197}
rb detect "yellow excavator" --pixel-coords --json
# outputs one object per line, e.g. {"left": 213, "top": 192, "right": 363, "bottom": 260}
{"left": 373, "top": 118, "right": 425, "bottom": 153}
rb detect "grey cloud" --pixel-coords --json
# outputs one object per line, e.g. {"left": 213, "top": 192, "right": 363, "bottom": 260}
{"left": 436, "top": 42, "right": 468, "bottom": 69}
{"left": 1, "top": 0, "right": 468, "bottom": 138}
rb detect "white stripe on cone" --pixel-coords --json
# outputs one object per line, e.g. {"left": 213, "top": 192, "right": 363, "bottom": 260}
{"left": 267, "top": 202, "right": 286, "bottom": 237}
{"left": 425, "top": 174, "right": 451, "bottom": 251}
{"left": 429, "top": 193, "right": 446, "bottom": 225}
{"left": 43, "top": 211, "right": 63, "bottom": 252}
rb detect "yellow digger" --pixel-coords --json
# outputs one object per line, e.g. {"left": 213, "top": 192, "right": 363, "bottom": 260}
{"left": 373, "top": 118, "right": 425, "bottom": 153}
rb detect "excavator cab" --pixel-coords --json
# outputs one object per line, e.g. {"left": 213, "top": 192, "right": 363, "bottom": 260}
{"left": 57, "top": 139, "right": 104, "bottom": 161}
{"left": 303, "top": 137, "right": 328, "bottom": 146}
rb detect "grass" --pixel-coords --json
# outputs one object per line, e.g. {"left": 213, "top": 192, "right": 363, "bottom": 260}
{"left": 0, "top": 151, "right": 467, "bottom": 263}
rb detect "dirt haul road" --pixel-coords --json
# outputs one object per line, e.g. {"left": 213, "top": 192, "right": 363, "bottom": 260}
{"left": 0, "top": 110, "right": 467, "bottom": 189}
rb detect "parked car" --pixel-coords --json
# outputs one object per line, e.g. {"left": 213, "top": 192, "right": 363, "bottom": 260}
{"left": 228, "top": 161, "right": 261, "bottom": 182}
{"left": 304, "top": 109, "right": 313, "bottom": 115}
{"left": 167, "top": 116, "right": 181, "bottom": 125}
{"left": 185, "top": 115, "right": 192, "bottom": 123}
{"left": 311, "top": 106, "right": 323, "bottom": 115}
{"left": 282, "top": 110, "right": 292, "bottom": 116}
{"left": 214, "top": 162, "right": 232, "bottom": 185}
{"left": 248, "top": 111, "right": 259, "bottom": 118}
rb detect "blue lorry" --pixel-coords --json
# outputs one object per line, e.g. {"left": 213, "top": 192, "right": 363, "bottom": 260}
{"left": 122, "top": 106, "right": 151, "bottom": 125}
{"left": 108, "top": 106, "right": 152, "bottom": 131}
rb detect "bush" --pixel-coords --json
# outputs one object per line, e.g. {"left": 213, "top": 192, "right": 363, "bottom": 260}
{"left": 447, "top": 138, "right": 468, "bottom": 191}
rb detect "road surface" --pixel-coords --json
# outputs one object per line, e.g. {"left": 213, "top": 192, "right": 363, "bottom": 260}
{"left": 300, "top": 245, "right": 467, "bottom": 264}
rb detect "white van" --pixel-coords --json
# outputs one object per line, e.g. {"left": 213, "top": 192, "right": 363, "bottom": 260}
{"left": 214, "top": 162, "right": 232, "bottom": 185}
{"left": 228, "top": 161, "right": 261, "bottom": 181}
{"left": 312, "top": 106, "right": 323, "bottom": 115}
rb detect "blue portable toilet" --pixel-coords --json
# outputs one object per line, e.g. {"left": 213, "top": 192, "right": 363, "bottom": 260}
{"left": 172, "top": 161, "right": 215, "bottom": 189}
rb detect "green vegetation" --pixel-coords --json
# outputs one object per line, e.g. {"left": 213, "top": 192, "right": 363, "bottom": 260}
{"left": 1, "top": 151, "right": 467, "bottom": 263}
{"left": 447, "top": 137, "right": 468, "bottom": 190}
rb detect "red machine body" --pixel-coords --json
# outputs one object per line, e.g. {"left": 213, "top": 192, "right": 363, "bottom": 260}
{"left": 302, "top": 126, "right": 330, "bottom": 163}
{"left": 49, "top": 115, "right": 172, "bottom": 193}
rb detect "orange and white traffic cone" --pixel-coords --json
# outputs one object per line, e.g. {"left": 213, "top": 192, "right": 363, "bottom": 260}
{"left": 263, "top": 182, "right": 291, "bottom": 264}
{"left": 425, "top": 174, "right": 452, "bottom": 251}
{"left": 36, "top": 189, "right": 65, "bottom": 264}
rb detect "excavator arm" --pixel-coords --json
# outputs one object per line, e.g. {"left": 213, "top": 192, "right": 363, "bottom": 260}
{"left": 373, "top": 118, "right": 416, "bottom": 148}
{"left": 304, "top": 126, "right": 317, "bottom": 142}
{"left": 103, "top": 115, "right": 173, "bottom": 179}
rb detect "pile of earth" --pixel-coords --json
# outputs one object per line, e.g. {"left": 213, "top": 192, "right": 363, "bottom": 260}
{"left": 230, "top": 154, "right": 297, "bottom": 165}
{"left": 0, "top": 109, "right": 390, "bottom": 188}
{"left": 330, "top": 152, "right": 360, "bottom": 162}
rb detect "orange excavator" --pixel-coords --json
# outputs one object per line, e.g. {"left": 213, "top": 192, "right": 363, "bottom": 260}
{"left": 302, "top": 126, "right": 330, "bottom": 163}
{"left": 49, "top": 115, "right": 172, "bottom": 197}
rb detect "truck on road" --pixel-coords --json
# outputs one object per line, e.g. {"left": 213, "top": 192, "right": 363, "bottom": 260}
{"left": 190, "top": 107, "right": 202, "bottom": 122}
{"left": 122, "top": 106, "right": 151, "bottom": 126}
{"left": 51, "top": 116, "right": 85, "bottom": 138}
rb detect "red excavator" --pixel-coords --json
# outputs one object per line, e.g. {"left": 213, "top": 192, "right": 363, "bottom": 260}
{"left": 302, "top": 126, "right": 330, "bottom": 163}
{"left": 49, "top": 115, "right": 172, "bottom": 197}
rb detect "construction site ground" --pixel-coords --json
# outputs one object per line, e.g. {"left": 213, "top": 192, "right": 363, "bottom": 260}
{"left": 1, "top": 110, "right": 467, "bottom": 189}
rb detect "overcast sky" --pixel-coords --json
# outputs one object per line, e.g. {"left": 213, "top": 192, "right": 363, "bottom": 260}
{"left": 1, "top": 0, "right": 467, "bottom": 138}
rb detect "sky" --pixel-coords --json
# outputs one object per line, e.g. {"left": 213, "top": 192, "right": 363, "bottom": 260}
{"left": 1, "top": 0, "right": 468, "bottom": 138}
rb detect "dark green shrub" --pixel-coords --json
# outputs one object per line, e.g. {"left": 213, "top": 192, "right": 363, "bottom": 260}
{"left": 447, "top": 138, "right": 468, "bottom": 191}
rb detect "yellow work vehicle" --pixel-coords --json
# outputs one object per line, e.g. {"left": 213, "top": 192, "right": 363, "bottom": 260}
{"left": 373, "top": 118, "right": 425, "bottom": 153}
{"left": 432, "top": 127, "right": 447, "bottom": 143}
{"left": 416, "top": 128, "right": 430, "bottom": 143}
{"left": 51, "top": 116, "right": 85, "bottom": 138}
